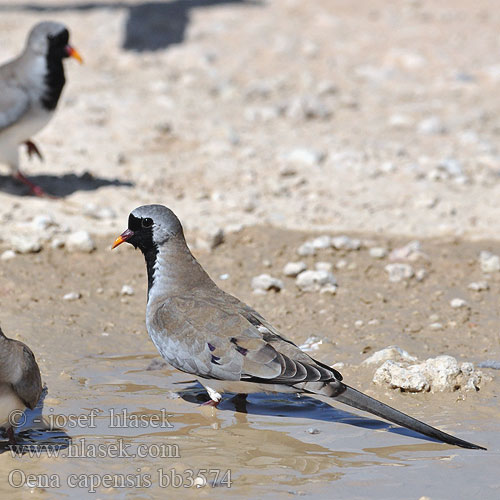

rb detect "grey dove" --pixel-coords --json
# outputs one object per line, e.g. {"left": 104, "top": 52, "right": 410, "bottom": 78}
{"left": 0, "top": 21, "right": 82, "bottom": 196}
{"left": 0, "top": 326, "right": 42, "bottom": 444}
{"left": 113, "top": 204, "right": 485, "bottom": 450}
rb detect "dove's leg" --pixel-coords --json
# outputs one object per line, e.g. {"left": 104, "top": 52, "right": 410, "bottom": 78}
{"left": 201, "top": 385, "right": 222, "bottom": 407}
{"left": 14, "top": 171, "right": 47, "bottom": 197}
{"left": 24, "top": 140, "right": 43, "bottom": 161}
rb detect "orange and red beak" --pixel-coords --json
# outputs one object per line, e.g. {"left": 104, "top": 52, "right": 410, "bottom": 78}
{"left": 112, "top": 229, "right": 134, "bottom": 249}
{"left": 65, "top": 45, "right": 83, "bottom": 64}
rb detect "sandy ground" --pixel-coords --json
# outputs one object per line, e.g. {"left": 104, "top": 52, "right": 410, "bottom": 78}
{"left": 0, "top": 0, "right": 499, "bottom": 498}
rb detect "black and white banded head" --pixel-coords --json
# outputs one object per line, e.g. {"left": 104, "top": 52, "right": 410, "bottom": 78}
{"left": 25, "top": 21, "right": 82, "bottom": 63}
{"left": 112, "top": 204, "right": 184, "bottom": 253}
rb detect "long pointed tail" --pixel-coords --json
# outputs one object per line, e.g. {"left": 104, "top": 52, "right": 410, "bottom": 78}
{"left": 333, "top": 384, "right": 486, "bottom": 450}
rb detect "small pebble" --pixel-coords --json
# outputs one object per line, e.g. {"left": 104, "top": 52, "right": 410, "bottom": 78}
{"left": 63, "top": 292, "right": 81, "bottom": 301}
{"left": 479, "top": 251, "right": 500, "bottom": 273}
{"left": 468, "top": 281, "right": 489, "bottom": 291}
{"left": 121, "top": 285, "right": 134, "bottom": 296}
{"left": 306, "top": 428, "right": 320, "bottom": 435}
{"left": 283, "top": 261, "right": 307, "bottom": 277}
{"left": 296, "top": 270, "right": 337, "bottom": 292}
{"left": 315, "top": 262, "right": 333, "bottom": 272}
{"left": 429, "top": 322, "right": 444, "bottom": 331}
{"left": 1, "top": 250, "right": 16, "bottom": 261}
{"left": 385, "top": 263, "right": 414, "bottom": 282}
{"left": 251, "top": 274, "right": 283, "bottom": 293}
{"left": 331, "top": 235, "right": 361, "bottom": 250}
{"left": 450, "top": 298, "right": 467, "bottom": 308}
{"left": 66, "top": 231, "right": 95, "bottom": 253}
{"left": 369, "top": 247, "right": 387, "bottom": 259}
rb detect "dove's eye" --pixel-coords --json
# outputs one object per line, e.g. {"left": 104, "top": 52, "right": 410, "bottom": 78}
{"left": 142, "top": 218, "right": 153, "bottom": 228}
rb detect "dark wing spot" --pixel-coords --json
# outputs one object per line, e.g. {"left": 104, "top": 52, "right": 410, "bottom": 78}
{"left": 230, "top": 338, "right": 248, "bottom": 356}
{"left": 207, "top": 343, "right": 216, "bottom": 352}
{"left": 211, "top": 355, "right": 221, "bottom": 365}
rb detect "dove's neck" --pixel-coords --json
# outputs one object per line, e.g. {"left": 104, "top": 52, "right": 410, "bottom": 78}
{"left": 40, "top": 49, "right": 66, "bottom": 110}
{"left": 144, "top": 237, "right": 216, "bottom": 305}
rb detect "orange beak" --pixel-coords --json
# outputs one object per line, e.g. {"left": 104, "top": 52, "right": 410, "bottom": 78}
{"left": 65, "top": 45, "right": 83, "bottom": 64}
{"left": 112, "top": 229, "right": 134, "bottom": 249}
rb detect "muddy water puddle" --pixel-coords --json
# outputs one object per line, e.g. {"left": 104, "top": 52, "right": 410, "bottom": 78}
{"left": 0, "top": 228, "right": 499, "bottom": 498}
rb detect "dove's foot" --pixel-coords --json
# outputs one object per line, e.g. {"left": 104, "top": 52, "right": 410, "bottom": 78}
{"left": 201, "top": 399, "right": 220, "bottom": 407}
{"left": 24, "top": 140, "right": 43, "bottom": 161}
{"left": 14, "top": 172, "right": 54, "bottom": 198}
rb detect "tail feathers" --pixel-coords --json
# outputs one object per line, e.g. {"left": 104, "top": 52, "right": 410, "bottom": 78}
{"left": 332, "top": 384, "right": 485, "bottom": 450}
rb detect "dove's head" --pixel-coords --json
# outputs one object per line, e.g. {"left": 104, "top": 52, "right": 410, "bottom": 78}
{"left": 26, "top": 21, "right": 82, "bottom": 63}
{"left": 112, "top": 205, "right": 184, "bottom": 252}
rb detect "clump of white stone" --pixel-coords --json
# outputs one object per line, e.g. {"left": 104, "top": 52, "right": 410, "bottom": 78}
{"left": 295, "top": 270, "right": 337, "bottom": 293}
{"left": 389, "top": 240, "right": 427, "bottom": 262}
{"left": 450, "top": 298, "right": 468, "bottom": 309}
{"left": 121, "top": 285, "right": 134, "bottom": 296}
{"left": 369, "top": 247, "right": 387, "bottom": 259}
{"left": 331, "top": 235, "right": 361, "bottom": 251}
{"left": 479, "top": 251, "right": 500, "bottom": 273}
{"left": 468, "top": 281, "right": 489, "bottom": 291}
{"left": 372, "top": 353, "right": 484, "bottom": 392}
{"left": 283, "top": 261, "right": 307, "bottom": 277}
{"left": 66, "top": 231, "right": 96, "bottom": 253}
{"left": 363, "top": 346, "right": 417, "bottom": 365}
{"left": 251, "top": 274, "right": 283, "bottom": 293}
{"left": 384, "top": 263, "right": 414, "bottom": 282}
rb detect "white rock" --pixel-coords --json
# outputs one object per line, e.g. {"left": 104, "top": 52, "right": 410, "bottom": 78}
{"left": 450, "top": 298, "right": 467, "bottom": 309}
{"left": 468, "top": 281, "right": 489, "bottom": 291}
{"left": 83, "top": 203, "right": 116, "bottom": 220}
{"left": 296, "top": 270, "right": 337, "bottom": 292}
{"left": 389, "top": 240, "right": 426, "bottom": 261}
{"left": 121, "top": 285, "right": 134, "bottom": 296}
{"left": 315, "top": 261, "right": 333, "bottom": 272}
{"left": 297, "top": 241, "right": 316, "bottom": 256}
{"left": 32, "top": 214, "right": 56, "bottom": 230}
{"left": 373, "top": 355, "right": 483, "bottom": 392}
{"left": 311, "top": 235, "right": 332, "bottom": 249}
{"left": 369, "top": 247, "right": 387, "bottom": 259}
{"left": 388, "top": 114, "right": 414, "bottom": 129}
{"left": 423, "top": 356, "right": 461, "bottom": 391}
{"left": 479, "top": 251, "right": 500, "bottom": 273}
{"left": 373, "top": 360, "right": 430, "bottom": 392}
{"left": 319, "top": 283, "right": 338, "bottom": 295}
{"left": 415, "top": 268, "right": 427, "bottom": 282}
{"left": 286, "top": 97, "right": 331, "bottom": 121}
{"left": 331, "top": 235, "right": 361, "bottom": 250}
{"left": 66, "top": 231, "right": 95, "bottom": 253}
{"left": 438, "top": 158, "right": 463, "bottom": 177}
{"left": 286, "top": 148, "right": 324, "bottom": 166}
{"left": 363, "top": 346, "right": 417, "bottom": 365}
{"left": 63, "top": 292, "right": 81, "bottom": 301}
{"left": 1, "top": 250, "right": 16, "bottom": 261}
{"left": 335, "top": 259, "right": 348, "bottom": 270}
{"left": 429, "top": 322, "right": 444, "bottom": 330}
{"left": 251, "top": 274, "right": 283, "bottom": 293}
{"left": 283, "top": 261, "right": 307, "bottom": 277}
{"left": 9, "top": 235, "right": 42, "bottom": 254}
{"left": 418, "top": 116, "right": 446, "bottom": 135}
{"left": 51, "top": 238, "right": 65, "bottom": 249}
{"left": 385, "top": 263, "right": 414, "bottom": 282}
{"left": 197, "top": 227, "right": 224, "bottom": 251}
